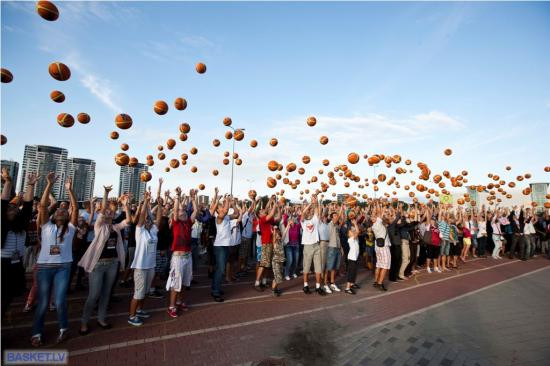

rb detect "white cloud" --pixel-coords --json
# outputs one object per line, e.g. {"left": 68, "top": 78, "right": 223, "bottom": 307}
{"left": 80, "top": 74, "right": 123, "bottom": 113}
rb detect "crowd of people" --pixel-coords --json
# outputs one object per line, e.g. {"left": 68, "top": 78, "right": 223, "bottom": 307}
{"left": 2, "top": 168, "right": 550, "bottom": 347}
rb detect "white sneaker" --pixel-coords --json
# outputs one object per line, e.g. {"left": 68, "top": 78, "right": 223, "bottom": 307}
{"left": 292, "top": 274, "right": 298, "bottom": 278}
{"left": 285, "top": 276, "right": 291, "bottom": 281}
{"left": 427, "top": 267, "right": 432, "bottom": 273}
{"left": 323, "top": 285, "right": 332, "bottom": 294}
{"left": 435, "top": 267, "right": 442, "bottom": 273}
{"left": 330, "top": 284, "right": 341, "bottom": 292}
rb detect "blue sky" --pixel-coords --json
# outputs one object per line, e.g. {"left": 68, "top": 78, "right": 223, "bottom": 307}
{"left": 1, "top": 1, "right": 549, "bottom": 201}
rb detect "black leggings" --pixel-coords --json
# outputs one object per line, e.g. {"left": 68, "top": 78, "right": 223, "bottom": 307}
{"left": 347, "top": 259, "right": 358, "bottom": 283}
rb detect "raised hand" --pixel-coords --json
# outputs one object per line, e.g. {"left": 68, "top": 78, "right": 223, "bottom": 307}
{"left": 47, "top": 172, "right": 58, "bottom": 185}
{"left": 26, "top": 172, "right": 40, "bottom": 186}
{"left": 1, "top": 167, "right": 11, "bottom": 183}
{"left": 64, "top": 177, "right": 73, "bottom": 192}
{"left": 103, "top": 185, "right": 113, "bottom": 193}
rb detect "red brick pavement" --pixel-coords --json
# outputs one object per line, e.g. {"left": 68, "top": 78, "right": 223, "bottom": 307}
{"left": 2, "top": 257, "right": 549, "bottom": 365}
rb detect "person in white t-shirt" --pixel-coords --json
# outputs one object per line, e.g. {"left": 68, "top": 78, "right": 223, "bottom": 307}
{"left": 31, "top": 173, "right": 78, "bottom": 347}
{"left": 300, "top": 195, "right": 325, "bottom": 295}
{"left": 226, "top": 203, "right": 243, "bottom": 283}
{"left": 344, "top": 219, "right": 360, "bottom": 294}
{"left": 128, "top": 191, "right": 162, "bottom": 326}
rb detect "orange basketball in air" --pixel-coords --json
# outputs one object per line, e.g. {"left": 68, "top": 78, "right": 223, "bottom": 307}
{"left": 302, "top": 156, "right": 311, "bottom": 164}
{"left": 270, "top": 138, "right": 278, "bottom": 147}
{"left": 348, "top": 153, "right": 359, "bottom": 164}
{"left": 174, "top": 97, "right": 187, "bottom": 111}
{"left": 140, "top": 171, "right": 152, "bottom": 182}
{"left": 50, "top": 90, "right": 65, "bottom": 103}
{"left": 77, "top": 113, "right": 90, "bottom": 124}
{"left": 235, "top": 158, "right": 242, "bottom": 166}
{"left": 146, "top": 160, "right": 154, "bottom": 167}
{"left": 1, "top": 68, "right": 13, "bottom": 83}
{"left": 115, "top": 153, "right": 129, "bottom": 166}
{"left": 319, "top": 136, "right": 328, "bottom": 145}
{"left": 223, "top": 117, "right": 232, "bottom": 126}
{"left": 223, "top": 158, "right": 230, "bottom": 165}
{"left": 268, "top": 160, "right": 279, "bottom": 171}
{"left": 170, "top": 159, "right": 180, "bottom": 169}
{"left": 179, "top": 133, "right": 187, "bottom": 142}
{"left": 298, "top": 168, "right": 305, "bottom": 175}
{"left": 267, "top": 177, "right": 277, "bottom": 188}
{"left": 154, "top": 100, "right": 168, "bottom": 115}
{"left": 545, "top": 166, "right": 550, "bottom": 172}
{"left": 224, "top": 151, "right": 230, "bottom": 157}
{"left": 191, "top": 166, "right": 198, "bottom": 173}
{"left": 212, "top": 169, "right": 219, "bottom": 176}
{"left": 166, "top": 139, "right": 176, "bottom": 150}
{"left": 444, "top": 148, "right": 452, "bottom": 156}
{"left": 157, "top": 153, "right": 165, "bottom": 160}
{"left": 36, "top": 1, "right": 59, "bottom": 21}
{"left": 115, "top": 114, "right": 133, "bottom": 129}
{"left": 48, "top": 62, "right": 70, "bottom": 81}
{"left": 307, "top": 116, "right": 317, "bottom": 127}
{"left": 120, "top": 143, "right": 129, "bottom": 151}
{"left": 225, "top": 131, "right": 233, "bottom": 140}
{"left": 190, "top": 147, "right": 198, "bottom": 155}
{"left": 129, "top": 157, "right": 138, "bottom": 167}
{"left": 181, "top": 153, "right": 188, "bottom": 161}
{"left": 179, "top": 123, "right": 190, "bottom": 134}
{"left": 157, "top": 145, "right": 163, "bottom": 151}
{"left": 234, "top": 129, "right": 244, "bottom": 141}
{"left": 110, "top": 131, "right": 119, "bottom": 140}
{"left": 250, "top": 140, "right": 258, "bottom": 148}
{"left": 195, "top": 62, "right": 207, "bottom": 74}
{"left": 1, "top": 135, "right": 7, "bottom": 145}
{"left": 198, "top": 184, "right": 205, "bottom": 191}
{"left": 286, "top": 163, "right": 297, "bottom": 172}
{"left": 57, "top": 113, "right": 74, "bottom": 128}
{"left": 213, "top": 139, "right": 220, "bottom": 147}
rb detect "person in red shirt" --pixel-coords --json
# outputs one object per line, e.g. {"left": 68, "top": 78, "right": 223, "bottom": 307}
{"left": 254, "top": 196, "right": 281, "bottom": 292}
{"left": 166, "top": 188, "right": 197, "bottom": 318}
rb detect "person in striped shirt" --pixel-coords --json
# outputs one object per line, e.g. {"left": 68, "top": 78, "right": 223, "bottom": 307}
{"left": 437, "top": 207, "right": 452, "bottom": 272}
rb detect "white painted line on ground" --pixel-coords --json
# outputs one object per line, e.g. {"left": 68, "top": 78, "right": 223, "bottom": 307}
{"left": 65, "top": 259, "right": 549, "bottom": 357}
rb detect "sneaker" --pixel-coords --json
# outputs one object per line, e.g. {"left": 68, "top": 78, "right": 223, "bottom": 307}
{"left": 323, "top": 285, "right": 333, "bottom": 294}
{"left": 303, "top": 285, "right": 311, "bottom": 294}
{"left": 292, "top": 274, "right": 298, "bottom": 278}
{"left": 23, "top": 303, "right": 34, "bottom": 313}
{"left": 344, "top": 288, "right": 356, "bottom": 295}
{"left": 136, "top": 309, "right": 151, "bottom": 319}
{"left": 330, "top": 284, "right": 341, "bottom": 292}
{"left": 272, "top": 288, "right": 282, "bottom": 297}
{"left": 435, "top": 267, "right": 442, "bottom": 273}
{"left": 285, "top": 276, "right": 291, "bottom": 281}
{"left": 148, "top": 290, "right": 165, "bottom": 299}
{"left": 351, "top": 284, "right": 361, "bottom": 290}
{"left": 56, "top": 329, "right": 69, "bottom": 344}
{"left": 167, "top": 307, "right": 179, "bottom": 318}
{"left": 316, "top": 287, "right": 326, "bottom": 296}
{"left": 30, "top": 335, "right": 43, "bottom": 347}
{"left": 128, "top": 316, "right": 144, "bottom": 326}
{"left": 427, "top": 267, "right": 432, "bottom": 274}
{"left": 379, "top": 284, "right": 388, "bottom": 292}
{"left": 176, "top": 302, "right": 189, "bottom": 312}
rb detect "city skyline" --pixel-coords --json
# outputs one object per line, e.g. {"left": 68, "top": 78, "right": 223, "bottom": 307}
{"left": 1, "top": 2, "right": 549, "bottom": 202}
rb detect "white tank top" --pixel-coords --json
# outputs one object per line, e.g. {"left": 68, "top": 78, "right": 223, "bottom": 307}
{"left": 213, "top": 215, "right": 232, "bottom": 247}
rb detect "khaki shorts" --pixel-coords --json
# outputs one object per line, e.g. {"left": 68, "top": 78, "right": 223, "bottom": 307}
{"left": 259, "top": 243, "right": 273, "bottom": 268}
{"left": 319, "top": 241, "right": 329, "bottom": 273}
{"left": 133, "top": 268, "right": 155, "bottom": 300}
{"left": 303, "top": 242, "right": 322, "bottom": 274}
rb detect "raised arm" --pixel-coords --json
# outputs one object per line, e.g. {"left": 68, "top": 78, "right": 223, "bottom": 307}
{"left": 39, "top": 172, "right": 57, "bottom": 226}
{"left": 64, "top": 177, "right": 78, "bottom": 226}
{"left": 190, "top": 190, "right": 198, "bottom": 223}
{"left": 265, "top": 196, "right": 277, "bottom": 221}
{"left": 137, "top": 191, "right": 150, "bottom": 227}
{"left": 1, "top": 168, "right": 13, "bottom": 201}
{"left": 209, "top": 187, "right": 219, "bottom": 216}
{"left": 228, "top": 197, "right": 241, "bottom": 220}
{"left": 173, "top": 187, "right": 182, "bottom": 222}
{"left": 101, "top": 185, "right": 113, "bottom": 215}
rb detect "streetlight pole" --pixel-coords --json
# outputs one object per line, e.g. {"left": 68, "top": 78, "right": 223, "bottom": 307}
{"left": 228, "top": 126, "right": 245, "bottom": 196}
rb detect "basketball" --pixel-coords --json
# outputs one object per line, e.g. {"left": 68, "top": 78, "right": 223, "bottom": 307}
{"left": 154, "top": 100, "right": 168, "bottom": 115}
{"left": 234, "top": 129, "right": 244, "bottom": 141}
{"left": 250, "top": 139, "right": 258, "bottom": 148}
{"left": 348, "top": 152, "right": 359, "bottom": 164}
{"left": 223, "top": 117, "right": 232, "bottom": 126}
{"left": 307, "top": 116, "right": 317, "bottom": 127}
{"left": 36, "top": 1, "right": 59, "bottom": 21}
{"left": 223, "top": 158, "right": 230, "bottom": 165}
{"left": 158, "top": 152, "right": 165, "bottom": 160}
{"left": 120, "top": 143, "right": 129, "bottom": 151}
{"left": 190, "top": 147, "right": 198, "bottom": 155}
{"left": 322, "top": 159, "right": 329, "bottom": 166}
{"left": 345, "top": 195, "right": 357, "bottom": 207}
{"left": 319, "top": 136, "right": 328, "bottom": 145}
{"left": 157, "top": 145, "right": 163, "bottom": 151}
{"left": 545, "top": 167, "right": 550, "bottom": 172}
{"left": 115, "top": 114, "right": 133, "bottom": 129}
{"left": 174, "top": 97, "right": 187, "bottom": 111}
{"left": 170, "top": 159, "right": 180, "bottom": 168}
{"left": 179, "top": 133, "right": 188, "bottom": 141}
{"left": 286, "top": 163, "right": 296, "bottom": 172}
{"left": 181, "top": 153, "right": 188, "bottom": 160}
{"left": 212, "top": 139, "right": 220, "bottom": 147}
{"left": 1, "top": 68, "right": 13, "bottom": 83}
{"left": 506, "top": 166, "right": 511, "bottom": 171}
{"left": 1, "top": 135, "right": 7, "bottom": 145}
{"left": 298, "top": 168, "right": 305, "bottom": 175}
{"left": 77, "top": 113, "right": 90, "bottom": 124}
{"left": 48, "top": 62, "right": 71, "bottom": 81}
{"left": 50, "top": 90, "right": 65, "bottom": 103}
{"left": 129, "top": 157, "right": 138, "bottom": 167}
{"left": 224, "top": 151, "right": 230, "bottom": 157}
{"left": 233, "top": 152, "right": 239, "bottom": 159}
{"left": 267, "top": 177, "right": 277, "bottom": 188}
{"left": 140, "top": 171, "right": 152, "bottom": 182}
{"left": 235, "top": 158, "right": 242, "bottom": 166}
{"left": 165, "top": 167, "right": 170, "bottom": 173}
{"left": 444, "top": 148, "right": 452, "bottom": 156}
{"left": 115, "top": 153, "right": 129, "bottom": 166}
{"left": 524, "top": 173, "right": 531, "bottom": 179}
{"left": 166, "top": 139, "right": 176, "bottom": 150}
{"left": 179, "top": 123, "right": 191, "bottom": 133}
{"left": 198, "top": 184, "right": 205, "bottom": 191}
{"left": 57, "top": 113, "right": 74, "bottom": 128}
{"left": 225, "top": 131, "right": 233, "bottom": 140}
{"left": 268, "top": 160, "right": 279, "bottom": 171}
{"left": 248, "top": 190, "right": 257, "bottom": 200}
{"left": 302, "top": 156, "right": 311, "bottom": 164}
{"left": 270, "top": 138, "right": 278, "bottom": 147}
{"left": 212, "top": 169, "right": 219, "bottom": 176}
{"left": 195, "top": 62, "right": 207, "bottom": 74}
{"left": 110, "top": 131, "right": 119, "bottom": 140}
{"left": 146, "top": 160, "right": 154, "bottom": 167}
{"left": 191, "top": 166, "right": 198, "bottom": 173}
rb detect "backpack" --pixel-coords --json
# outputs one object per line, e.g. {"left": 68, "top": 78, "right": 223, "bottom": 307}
{"left": 422, "top": 226, "right": 432, "bottom": 245}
